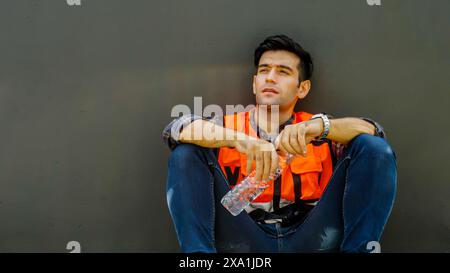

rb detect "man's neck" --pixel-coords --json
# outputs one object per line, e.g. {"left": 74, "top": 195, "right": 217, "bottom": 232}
{"left": 254, "top": 105, "right": 295, "bottom": 136}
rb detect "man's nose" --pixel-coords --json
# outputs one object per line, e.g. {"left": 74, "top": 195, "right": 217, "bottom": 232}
{"left": 265, "top": 69, "right": 277, "bottom": 83}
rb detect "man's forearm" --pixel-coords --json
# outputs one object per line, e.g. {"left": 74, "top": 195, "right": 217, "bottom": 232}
{"left": 179, "top": 119, "right": 245, "bottom": 148}
{"left": 327, "top": 118, "right": 376, "bottom": 145}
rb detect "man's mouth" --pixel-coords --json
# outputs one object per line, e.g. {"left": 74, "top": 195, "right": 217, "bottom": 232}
{"left": 262, "top": 88, "right": 279, "bottom": 94}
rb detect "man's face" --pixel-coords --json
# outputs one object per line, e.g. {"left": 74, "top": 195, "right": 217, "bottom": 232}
{"left": 253, "top": 50, "right": 310, "bottom": 110}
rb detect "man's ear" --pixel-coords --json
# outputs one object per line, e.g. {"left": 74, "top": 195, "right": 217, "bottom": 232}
{"left": 297, "top": 80, "right": 311, "bottom": 99}
{"left": 252, "top": 75, "right": 257, "bottom": 95}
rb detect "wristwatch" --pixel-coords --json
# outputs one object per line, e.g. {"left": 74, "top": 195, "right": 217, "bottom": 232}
{"left": 311, "top": 113, "right": 330, "bottom": 140}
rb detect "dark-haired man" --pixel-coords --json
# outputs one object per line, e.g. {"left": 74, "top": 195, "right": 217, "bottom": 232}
{"left": 163, "top": 35, "right": 397, "bottom": 253}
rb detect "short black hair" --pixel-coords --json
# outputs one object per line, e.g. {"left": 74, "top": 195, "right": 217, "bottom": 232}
{"left": 254, "top": 34, "right": 313, "bottom": 83}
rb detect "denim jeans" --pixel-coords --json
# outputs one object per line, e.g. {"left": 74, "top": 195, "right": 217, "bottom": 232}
{"left": 166, "top": 134, "right": 397, "bottom": 253}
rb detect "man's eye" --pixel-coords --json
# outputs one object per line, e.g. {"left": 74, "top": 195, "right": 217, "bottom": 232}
{"left": 259, "top": 69, "right": 268, "bottom": 73}
{"left": 279, "top": 70, "right": 289, "bottom": 75}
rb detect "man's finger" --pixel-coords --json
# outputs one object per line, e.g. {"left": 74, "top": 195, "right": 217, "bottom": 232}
{"left": 297, "top": 127, "right": 307, "bottom": 157}
{"left": 246, "top": 153, "right": 254, "bottom": 175}
{"left": 274, "top": 132, "right": 283, "bottom": 151}
{"left": 289, "top": 130, "right": 303, "bottom": 155}
{"left": 255, "top": 152, "right": 263, "bottom": 182}
{"left": 270, "top": 151, "right": 279, "bottom": 178}
{"left": 262, "top": 151, "right": 271, "bottom": 182}
{"left": 281, "top": 131, "right": 297, "bottom": 154}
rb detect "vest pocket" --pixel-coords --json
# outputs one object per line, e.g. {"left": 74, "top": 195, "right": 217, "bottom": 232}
{"left": 289, "top": 151, "right": 323, "bottom": 200}
{"left": 289, "top": 152, "right": 323, "bottom": 174}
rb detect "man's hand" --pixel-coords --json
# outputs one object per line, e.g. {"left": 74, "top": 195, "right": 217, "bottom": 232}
{"left": 276, "top": 119, "right": 324, "bottom": 157}
{"left": 233, "top": 137, "right": 279, "bottom": 183}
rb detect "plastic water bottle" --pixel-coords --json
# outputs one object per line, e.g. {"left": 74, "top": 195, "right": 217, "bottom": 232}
{"left": 221, "top": 154, "right": 293, "bottom": 216}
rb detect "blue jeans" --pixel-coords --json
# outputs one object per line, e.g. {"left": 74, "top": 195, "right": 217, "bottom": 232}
{"left": 166, "top": 134, "right": 397, "bottom": 253}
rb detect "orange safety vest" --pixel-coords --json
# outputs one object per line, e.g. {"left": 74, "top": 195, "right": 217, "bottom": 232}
{"left": 218, "top": 110, "right": 333, "bottom": 209}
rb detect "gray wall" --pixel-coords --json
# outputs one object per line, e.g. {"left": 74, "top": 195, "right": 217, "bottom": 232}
{"left": 0, "top": 0, "right": 448, "bottom": 252}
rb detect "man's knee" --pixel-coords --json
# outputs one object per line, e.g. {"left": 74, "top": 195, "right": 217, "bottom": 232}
{"left": 350, "top": 134, "right": 396, "bottom": 161}
{"left": 347, "top": 134, "right": 398, "bottom": 203}
{"left": 168, "top": 143, "right": 208, "bottom": 171}
{"left": 166, "top": 144, "right": 209, "bottom": 203}
{"left": 170, "top": 143, "right": 201, "bottom": 161}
